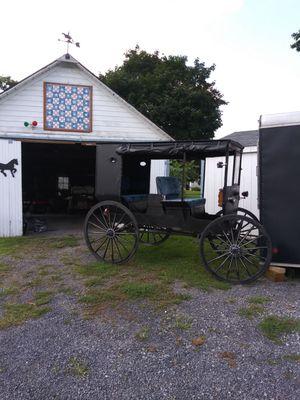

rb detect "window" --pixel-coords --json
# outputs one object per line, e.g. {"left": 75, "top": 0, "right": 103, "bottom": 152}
{"left": 58, "top": 176, "right": 69, "bottom": 190}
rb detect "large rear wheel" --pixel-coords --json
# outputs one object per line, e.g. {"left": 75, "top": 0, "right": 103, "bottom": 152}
{"left": 84, "top": 201, "right": 139, "bottom": 264}
{"left": 199, "top": 215, "right": 272, "bottom": 284}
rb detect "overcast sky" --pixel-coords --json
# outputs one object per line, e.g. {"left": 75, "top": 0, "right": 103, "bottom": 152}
{"left": 1, "top": 0, "right": 300, "bottom": 137}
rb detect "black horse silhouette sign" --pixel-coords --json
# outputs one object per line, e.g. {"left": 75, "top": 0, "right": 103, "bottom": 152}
{"left": 0, "top": 159, "right": 18, "bottom": 177}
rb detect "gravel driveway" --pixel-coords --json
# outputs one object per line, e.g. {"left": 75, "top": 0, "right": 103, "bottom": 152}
{"left": 0, "top": 233, "right": 299, "bottom": 400}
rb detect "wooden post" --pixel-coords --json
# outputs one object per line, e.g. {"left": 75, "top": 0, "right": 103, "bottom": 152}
{"left": 265, "top": 266, "right": 286, "bottom": 282}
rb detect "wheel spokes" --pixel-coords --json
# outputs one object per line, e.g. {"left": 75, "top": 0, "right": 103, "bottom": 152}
{"left": 214, "top": 254, "right": 231, "bottom": 272}
{"left": 139, "top": 225, "right": 169, "bottom": 245}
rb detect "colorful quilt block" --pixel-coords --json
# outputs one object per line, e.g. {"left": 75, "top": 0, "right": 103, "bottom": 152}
{"left": 44, "top": 82, "right": 92, "bottom": 132}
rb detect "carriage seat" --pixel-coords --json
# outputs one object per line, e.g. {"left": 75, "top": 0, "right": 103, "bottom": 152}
{"left": 122, "top": 194, "right": 149, "bottom": 213}
{"left": 156, "top": 176, "right": 181, "bottom": 200}
{"left": 156, "top": 176, "right": 206, "bottom": 216}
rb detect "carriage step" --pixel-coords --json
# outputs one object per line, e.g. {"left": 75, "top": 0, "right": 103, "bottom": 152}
{"left": 265, "top": 266, "right": 286, "bottom": 282}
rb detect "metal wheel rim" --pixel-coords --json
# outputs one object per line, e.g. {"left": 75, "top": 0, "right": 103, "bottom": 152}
{"left": 200, "top": 215, "right": 272, "bottom": 284}
{"left": 216, "top": 207, "right": 259, "bottom": 222}
{"left": 84, "top": 201, "right": 139, "bottom": 264}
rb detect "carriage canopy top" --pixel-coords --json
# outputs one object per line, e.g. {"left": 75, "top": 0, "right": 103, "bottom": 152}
{"left": 116, "top": 140, "right": 243, "bottom": 159}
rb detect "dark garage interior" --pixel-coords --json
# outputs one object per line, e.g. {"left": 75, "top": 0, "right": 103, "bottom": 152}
{"left": 22, "top": 142, "right": 96, "bottom": 233}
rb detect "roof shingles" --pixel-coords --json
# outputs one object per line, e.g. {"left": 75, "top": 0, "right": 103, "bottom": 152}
{"left": 222, "top": 130, "right": 258, "bottom": 147}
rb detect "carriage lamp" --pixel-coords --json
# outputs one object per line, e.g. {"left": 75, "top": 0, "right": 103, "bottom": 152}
{"left": 218, "top": 189, "right": 223, "bottom": 207}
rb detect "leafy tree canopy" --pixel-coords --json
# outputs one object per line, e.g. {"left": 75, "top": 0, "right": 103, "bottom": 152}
{"left": 0, "top": 76, "right": 18, "bottom": 92}
{"left": 170, "top": 160, "right": 200, "bottom": 186}
{"left": 291, "top": 30, "right": 300, "bottom": 52}
{"left": 100, "top": 46, "right": 226, "bottom": 140}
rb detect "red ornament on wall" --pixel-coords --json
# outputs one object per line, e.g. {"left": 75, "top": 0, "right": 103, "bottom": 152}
{"left": 32, "top": 121, "right": 38, "bottom": 127}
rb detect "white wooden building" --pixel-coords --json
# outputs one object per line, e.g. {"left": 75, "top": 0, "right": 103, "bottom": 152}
{"left": 0, "top": 54, "right": 171, "bottom": 237}
{"left": 204, "top": 130, "right": 259, "bottom": 217}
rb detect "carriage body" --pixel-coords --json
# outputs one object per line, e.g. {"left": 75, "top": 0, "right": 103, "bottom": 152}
{"left": 85, "top": 140, "right": 272, "bottom": 284}
{"left": 94, "top": 140, "right": 242, "bottom": 234}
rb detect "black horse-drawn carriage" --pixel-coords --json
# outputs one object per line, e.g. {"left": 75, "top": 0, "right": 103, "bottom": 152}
{"left": 84, "top": 140, "right": 272, "bottom": 284}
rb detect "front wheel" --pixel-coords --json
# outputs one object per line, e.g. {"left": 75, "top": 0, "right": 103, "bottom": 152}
{"left": 199, "top": 215, "right": 272, "bottom": 284}
{"left": 84, "top": 201, "right": 139, "bottom": 264}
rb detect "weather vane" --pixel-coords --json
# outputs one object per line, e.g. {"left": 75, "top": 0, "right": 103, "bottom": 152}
{"left": 58, "top": 32, "right": 80, "bottom": 56}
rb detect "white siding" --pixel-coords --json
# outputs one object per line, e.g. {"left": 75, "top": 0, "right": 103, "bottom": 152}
{"left": 204, "top": 147, "right": 258, "bottom": 217}
{"left": 204, "top": 156, "right": 226, "bottom": 214}
{"left": 149, "top": 160, "right": 168, "bottom": 193}
{"left": 0, "top": 63, "right": 169, "bottom": 142}
{"left": 238, "top": 148, "right": 258, "bottom": 215}
{"left": 0, "top": 139, "right": 22, "bottom": 236}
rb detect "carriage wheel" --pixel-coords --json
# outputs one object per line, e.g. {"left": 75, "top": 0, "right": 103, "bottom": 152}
{"left": 139, "top": 225, "right": 170, "bottom": 246}
{"left": 84, "top": 201, "right": 139, "bottom": 264}
{"left": 199, "top": 215, "right": 272, "bottom": 284}
{"left": 216, "top": 207, "right": 259, "bottom": 222}
{"left": 210, "top": 208, "right": 260, "bottom": 252}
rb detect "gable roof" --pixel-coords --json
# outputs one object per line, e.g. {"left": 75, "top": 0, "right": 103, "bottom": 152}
{"left": 222, "top": 130, "right": 258, "bottom": 147}
{"left": 0, "top": 54, "right": 172, "bottom": 142}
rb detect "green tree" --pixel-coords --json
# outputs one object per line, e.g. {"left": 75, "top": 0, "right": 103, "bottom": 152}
{"left": 0, "top": 76, "right": 18, "bottom": 92}
{"left": 170, "top": 160, "right": 200, "bottom": 188}
{"left": 100, "top": 46, "right": 226, "bottom": 140}
{"left": 291, "top": 30, "right": 300, "bottom": 52}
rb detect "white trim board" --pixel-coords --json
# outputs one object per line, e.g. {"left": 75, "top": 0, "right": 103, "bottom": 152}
{"left": 260, "top": 111, "right": 300, "bottom": 129}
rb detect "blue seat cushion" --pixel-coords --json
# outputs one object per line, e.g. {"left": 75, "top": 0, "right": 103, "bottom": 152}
{"left": 182, "top": 198, "right": 206, "bottom": 206}
{"left": 156, "top": 176, "right": 181, "bottom": 199}
{"left": 122, "top": 194, "right": 148, "bottom": 203}
{"left": 162, "top": 197, "right": 206, "bottom": 206}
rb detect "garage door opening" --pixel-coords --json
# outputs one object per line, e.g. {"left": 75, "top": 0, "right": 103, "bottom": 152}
{"left": 22, "top": 142, "right": 96, "bottom": 234}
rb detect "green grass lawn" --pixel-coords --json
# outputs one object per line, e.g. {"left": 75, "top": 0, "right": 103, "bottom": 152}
{"left": 76, "top": 235, "right": 230, "bottom": 314}
{"left": 0, "top": 234, "right": 227, "bottom": 291}
{"left": 184, "top": 190, "right": 201, "bottom": 198}
{"left": 0, "top": 233, "right": 229, "bottom": 325}
{"left": 134, "top": 236, "right": 229, "bottom": 290}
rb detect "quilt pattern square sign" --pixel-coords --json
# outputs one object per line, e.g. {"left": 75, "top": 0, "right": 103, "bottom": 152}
{"left": 44, "top": 82, "right": 92, "bottom": 132}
